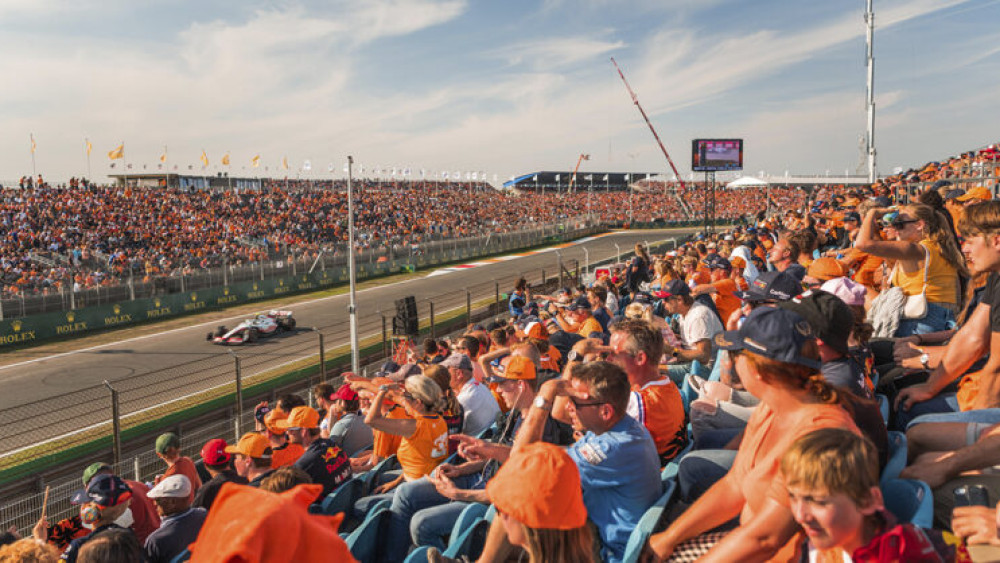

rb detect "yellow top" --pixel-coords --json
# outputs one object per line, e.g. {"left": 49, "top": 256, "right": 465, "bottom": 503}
{"left": 890, "top": 239, "right": 958, "bottom": 305}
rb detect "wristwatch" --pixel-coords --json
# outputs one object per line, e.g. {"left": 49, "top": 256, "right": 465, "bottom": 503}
{"left": 533, "top": 396, "right": 553, "bottom": 411}
{"left": 567, "top": 350, "right": 582, "bottom": 363}
{"left": 919, "top": 353, "right": 931, "bottom": 370}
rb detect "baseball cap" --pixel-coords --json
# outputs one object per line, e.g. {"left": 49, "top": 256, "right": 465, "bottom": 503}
{"left": 225, "top": 432, "right": 273, "bottom": 458}
{"left": 566, "top": 296, "right": 591, "bottom": 311}
{"left": 736, "top": 270, "right": 800, "bottom": 303}
{"left": 729, "top": 256, "right": 747, "bottom": 270}
{"left": 81, "top": 462, "right": 112, "bottom": 486}
{"left": 658, "top": 279, "right": 691, "bottom": 298}
{"left": 274, "top": 406, "right": 320, "bottom": 430}
{"left": 264, "top": 409, "right": 289, "bottom": 435}
{"left": 486, "top": 442, "right": 587, "bottom": 530}
{"left": 842, "top": 211, "right": 861, "bottom": 223}
{"left": 201, "top": 438, "right": 232, "bottom": 465}
{"left": 389, "top": 362, "right": 423, "bottom": 382}
{"left": 958, "top": 186, "right": 992, "bottom": 202}
{"left": 713, "top": 307, "right": 821, "bottom": 370}
{"left": 440, "top": 353, "right": 474, "bottom": 372}
{"left": 805, "top": 257, "right": 846, "bottom": 283}
{"left": 779, "top": 290, "right": 853, "bottom": 356}
{"left": 486, "top": 355, "right": 537, "bottom": 383}
{"left": 708, "top": 257, "right": 732, "bottom": 271}
{"left": 155, "top": 432, "right": 181, "bottom": 454}
{"left": 330, "top": 383, "right": 359, "bottom": 402}
{"left": 944, "top": 189, "right": 966, "bottom": 201}
{"left": 518, "top": 321, "right": 548, "bottom": 340}
{"left": 821, "top": 277, "right": 867, "bottom": 307}
{"left": 148, "top": 474, "right": 192, "bottom": 499}
{"left": 71, "top": 474, "right": 132, "bottom": 508}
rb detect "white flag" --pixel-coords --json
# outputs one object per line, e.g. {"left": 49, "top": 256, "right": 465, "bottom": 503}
{"left": 471, "top": 172, "right": 478, "bottom": 180}
{"left": 585, "top": 174, "right": 593, "bottom": 181}
{"left": 532, "top": 175, "right": 538, "bottom": 181}
{"left": 555, "top": 174, "right": 560, "bottom": 181}
{"left": 343, "top": 163, "right": 349, "bottom": 173}
{"left": 443, "top": 172, "right": 449, "bottom": 179}
{"left": 603, "top": 174, "right": 609, "bottom": 181}
{"left": 302, "top": 160, "right": 311, "bottom": 171}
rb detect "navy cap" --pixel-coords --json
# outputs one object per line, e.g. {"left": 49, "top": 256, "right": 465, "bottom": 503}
{"left": 658, "top": 279, "right": 690, "bottom": 298}
{"left": 945, "top": 189, "right": 966, "bottom": 201}
{"left": 70, "top": 474, "right": 132, "bottom": 508}
{"left": 708, "top": 257, "right": 732, "bottom": 270}
{"left": 566, "top": 296, "right": 591, "bottom": 311}
{"left": 778, "top": 290, "right": 852, "bottom": 356}
{"left": 713, "top": 307, "right": 820, "bottom": 369}
{"left": 842, "top": 211, "right": 861, "bottom": 223}
{"left": 736, "top": 270, "right": 800, "bottom": 302}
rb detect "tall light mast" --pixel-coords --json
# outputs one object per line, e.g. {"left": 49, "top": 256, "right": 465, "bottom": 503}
{"left": 865, "top": 0, "right": 877, "bottom": 183}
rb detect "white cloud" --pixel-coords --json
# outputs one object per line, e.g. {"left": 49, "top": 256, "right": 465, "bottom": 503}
{"left": 490, "top": 37, "right": 625, "bottom": 69}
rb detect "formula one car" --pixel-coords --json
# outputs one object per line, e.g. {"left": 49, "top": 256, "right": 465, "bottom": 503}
{"left": 207, "top": 310, "right": 297, "bottom": 345}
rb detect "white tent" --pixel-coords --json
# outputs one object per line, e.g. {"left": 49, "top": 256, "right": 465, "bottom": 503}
{"left": 725, "top": 176, "right": 768, "bottom": 189}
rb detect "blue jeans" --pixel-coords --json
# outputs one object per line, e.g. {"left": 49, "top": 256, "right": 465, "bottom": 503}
{"left": 895, "top": 303, "right": 957, "bottom": 337}
{"left": 895, "top": 393, "right": 960, "bottom": 430}
{"left": 905, "top": 408, "right": 1000, "bottom": 430}
{"left": 678, "top": 449, "right": 737, "bottom": 503}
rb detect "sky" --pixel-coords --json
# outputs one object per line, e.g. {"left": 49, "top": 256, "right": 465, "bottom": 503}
{"left": 2, "top": 0, "right": 999, "bottom": 186}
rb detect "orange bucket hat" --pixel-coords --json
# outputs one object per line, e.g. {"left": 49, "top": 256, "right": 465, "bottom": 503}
{"left": 806, "top": 257, "right": 847, "bottom": 282}
{"left": 485, "top": 442, "right": 587, "bottom": 530}
{"left": 189, "top": 483, "right": 355, "bottom": 562}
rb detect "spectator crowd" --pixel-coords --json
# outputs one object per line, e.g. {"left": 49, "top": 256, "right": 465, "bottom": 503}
{"left": 3, "top": 142, "right": 1000, "bottom": 561}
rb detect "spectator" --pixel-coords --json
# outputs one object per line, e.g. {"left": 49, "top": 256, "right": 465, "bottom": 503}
{"left": 277, "top": 406, "right": 351, "bottom": 498}
{"left": 56, "top": 475, "right": 137, "bottom": 563}
{"left": 70, "top": 463, "right": 160, "bottom": 546}
{"left": 225, "top": 432, "right": 275, "bottom": 487}
{"left": 186, "top": 483, "right": 353, "bottom": 562}
{"left": 144, "top": 475, "right": 207, "bottom": 563}
{"left": 327, "top": 383, "right": 374, "bottom": 456}
{"left": 76, "top": 527, "right": 142, "bottom": 563}
{"left": 442, "top": 353, "right": 499, "bottom": 436}
{"left": 769, "top": 232, "right": 807, "bottom": 281}
{"left": 0, "top": 537, "right": 60, "bottom": 561}
{"left": 553, "top": 296, "right": 603, "bottom": 338}
{"left": 421, "top": 364, "right": 465, "bottom": 436}
{"left": 264, "top": 409, "right": 304, "bottom": 468}
{"left": 659, "top": 279, "right": 724, "bottom": 385}
{"left": 259, "top": 465, "right": 313, "bottom": 494}
{"left": 191, "top": 438, "right": 248, "bottom": 512}
{"left": 509, "top": 277, "right": 529, "bottom": 317}
{"left": 153, "top": 433, "right": 202, "bottom": 503}
{"left": 313, "top": 383, "right": 336, "bottom": 434}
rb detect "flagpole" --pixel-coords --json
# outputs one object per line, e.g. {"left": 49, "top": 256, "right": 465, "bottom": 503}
{"left": 30, "top": 134, "right": 36, "bottom": 178}
{"left": 86, "top": 139, "right": 92, "bottom": 181}
{"left": 347, "top": 155, "right": 360, "bottom": 374}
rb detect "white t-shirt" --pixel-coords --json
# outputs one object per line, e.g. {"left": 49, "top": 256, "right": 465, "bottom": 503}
{"left": 456, "top": 380, "right": 501, "bottom": 436}
{"left": 679, "top": 302, "right": 724, "bottom": 354}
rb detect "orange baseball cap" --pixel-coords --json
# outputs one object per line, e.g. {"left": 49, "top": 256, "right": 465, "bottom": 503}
{"left": 188, "top": 483, "right": 353, "bottom": 562}
{"left": 486, "top": 355, "right": 537, "bottom": 383}
{"left": 518, "top": 321, "right": 549, "bottom": 340}
{"left": 485, "top": 442, "right": 586, "bottom": 530}
{"left": 264, "top": 409, "right": 288, "bottom": 435}
{"left": 225, "top": 432, "right": 272, "bottom": 459}
{"left": 958, "top": 186, "right": 992, "bottom": 202}
{"left": 274, "top": 406, "right": 320, "bottom": 430}
{"left": 806, "top": 257, "right": 846, "bottom": 282}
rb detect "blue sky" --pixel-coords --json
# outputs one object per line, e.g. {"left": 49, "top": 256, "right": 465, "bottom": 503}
{"left": 3, "top": 0, "right": 999, "bottom": 185}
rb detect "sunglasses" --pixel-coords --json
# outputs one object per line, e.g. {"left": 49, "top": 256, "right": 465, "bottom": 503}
{"left": 569, "top": 396, "right": 607, "bottom": 409}
{"left": 883, "top": 219, "right": 917, "bottom": 229}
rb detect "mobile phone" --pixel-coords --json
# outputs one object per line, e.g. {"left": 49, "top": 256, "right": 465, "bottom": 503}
{"left": 954, "top": 484, "right": 990, "bottom": 507}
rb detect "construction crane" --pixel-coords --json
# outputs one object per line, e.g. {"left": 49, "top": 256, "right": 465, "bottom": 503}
{"left": 611, "top": 57, "right": 687, "bottom": 191}
{"left": 567, "top": 153, "right": 590, "bottom": 192}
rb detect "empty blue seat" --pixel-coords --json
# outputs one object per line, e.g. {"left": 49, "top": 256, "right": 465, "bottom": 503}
{"left": 881, "top": 431, "right": 907, "bottom": 487}
{"left": 346, "top": 506, "right": 391, "bottom": 563}
{"left": 882, "top": 478, "right": 933, "bottom": 528}
{"left": 319, "top": 476, "right": 365, "bottom": 517}
{"left": 623, "top": 479, "right": 678, "bottom": 563}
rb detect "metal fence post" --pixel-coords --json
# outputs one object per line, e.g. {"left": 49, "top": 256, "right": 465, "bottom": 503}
{"left": 466, "top": 289, "right": 471, "bottom": 324}
{"left": 541, "top": 269, "right": 546, "bottom": 286}
{"left": 615, "top": 243, "right": 621, "bottom": 265}
{"left": 318, "top": 332, "right": 327, "bottom": 382}
{"left": 556, "top": 250, "right": 563, "bottom": 289}
{"left": 495, "top": 281, "right": 500, "bottom": 314}
{"left": 134, "top": 456, "right": 141, "bottom": 481}
{"left": 430, "top": 301, "right": 436, "bottom": 339}
{"left": 381, "top": 315, "right": 388, "bottom": 359}
{"left": 103, "top": 380, "right": 121, "bottom": 466}
{"left": 230, "top": 352, "right": 243, "bottom": 440}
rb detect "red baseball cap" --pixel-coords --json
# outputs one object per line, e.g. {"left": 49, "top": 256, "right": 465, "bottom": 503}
{"left": 330, "top": 383, "right": 359, "bottom": 402}
{"left": 201, "top": 438, "right": 231, "bottom": 465}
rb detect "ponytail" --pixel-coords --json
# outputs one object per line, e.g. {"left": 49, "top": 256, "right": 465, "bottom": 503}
{"left": 804, "top": 373, "right": 839, "bottom": 405}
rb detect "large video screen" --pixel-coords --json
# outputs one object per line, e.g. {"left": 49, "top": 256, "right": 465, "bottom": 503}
{"left": 692, "top": 139, "right": 743, "bottom": 172}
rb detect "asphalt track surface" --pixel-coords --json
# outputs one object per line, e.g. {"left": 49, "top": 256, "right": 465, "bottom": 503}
{"left": 0, "top": 228, "right": 696, "bottom": 456}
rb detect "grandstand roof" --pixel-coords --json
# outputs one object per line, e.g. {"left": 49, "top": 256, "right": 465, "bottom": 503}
{"left": 503, "top": 171, "right": 664, "bottom": 191}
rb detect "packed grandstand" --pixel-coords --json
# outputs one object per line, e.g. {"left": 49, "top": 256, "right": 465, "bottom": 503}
{"left": 4, "top": 141, "right": 1000, "bottom": 562}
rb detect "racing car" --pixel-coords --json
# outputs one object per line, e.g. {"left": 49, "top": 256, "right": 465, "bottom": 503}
{"left": 207, "top": 310, "right": 297, "bottom": 345}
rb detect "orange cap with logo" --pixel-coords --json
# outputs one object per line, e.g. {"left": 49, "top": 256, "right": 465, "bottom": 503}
{"left": 806, "top": 257, "right": 846, "bottom": 282}
{"left": 497, "top": 355, "right": 537, "bottom": 381}
{"left": 225, "top": 432, "right": 272, "bottom": 458}
{"left": 274, "top": 406, "right": 320, "bottom": 430}
{"left": 518, "top": 321, "right": 549, "bottom": 340}
{"left": 486, "top": 442, "right": 586, "bottom": 530}
{"left": 188, "top": 483, "right": 354, "bottom": 562}
{"left": 958, "top": 186, "right": 992, "bottom": 202}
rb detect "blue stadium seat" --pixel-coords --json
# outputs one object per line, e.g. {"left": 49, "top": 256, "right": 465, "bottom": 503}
{"left": 679, "top": 352, "right": 720, "bottom": 412}
{"left": 660, "top": 435, "right": 694, "bottom": 483}
{"left": 449, "top": 502, "right": 490, "bottom": 542}
{"left": 441, "top": 518, "right": 491, "bottom": 561}
{"left": 881, "top": 431, "right": 907, "bottom": 487}
{"left": 363, "top": 454, "right": 400, "bottom": 495}
{"left": 404, "top": 546, "right": 432, "bottom": 563}
{"left": 169, "top": 549, "right": 191, "bottom": 563}
{"left": 623, "top": 479, "right": 678, "bottom": 563}
{"left": 351, "top": 444, "right": 374, "bottom": 458}
{"left": 346, "top": 506, "right": 391, "bottom": 563}
{"left": 877, "top": 394, "right": 889, "bottom": 425}
{"left": 882, "top": 478, "right": 934, "bottom": 528}
{"left": 319, "top": 476, "right": 365, "bottom": 516}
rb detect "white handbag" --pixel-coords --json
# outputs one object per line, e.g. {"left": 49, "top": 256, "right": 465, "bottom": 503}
{"left": 897, "top": 243, "right": 930, "bottom": 320}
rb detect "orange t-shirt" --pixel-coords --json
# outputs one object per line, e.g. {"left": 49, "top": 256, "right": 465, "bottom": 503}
{"left": 397, "top": 414, "right": 449, "bottom": 480}
{"left": 164, "top": 456, "right": 203, "bottom": 503}
{"left": 629, "top": 378, "right": 687, "bottom": 462}
{"left": 729, "top": 402, "right": 860, "bottom": 561}
{"left": 372, "top": 404, "right": 410, "bottom": 458}
{"left": 271, "top": 442, "right": 304, "bottom": 468}
{"left": 710, "top": 279, "right": 742, "bottom": 325}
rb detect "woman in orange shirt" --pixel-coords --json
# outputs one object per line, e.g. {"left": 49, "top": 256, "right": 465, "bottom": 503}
{"left": 365, "top": 375, "right": 449, "bottom": 494}
{"left": 648, "top": 307, "right": 862, "bottom": 562}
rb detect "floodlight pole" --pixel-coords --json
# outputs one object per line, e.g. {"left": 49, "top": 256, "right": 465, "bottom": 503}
{"left": 865, "top": 0, "right": 877, "bottom": 183}
{"left": 347, "top": 156, "right": 360, "bottom": 373}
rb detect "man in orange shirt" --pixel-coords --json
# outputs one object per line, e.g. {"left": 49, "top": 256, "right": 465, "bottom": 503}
{"left": 555, "top": 296, "right": 604, "bottom": 338}
{"left": 263, "top": 409, "right": 303, "bottom": 468}
{"left": 692, "top": 257, "right": 743, "bottom": 325}
{"left": 154, "top": 433, "right": 202, "bottom": 504}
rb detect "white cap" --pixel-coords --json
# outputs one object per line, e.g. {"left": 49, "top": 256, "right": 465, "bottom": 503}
{"left": 147, "top": 474, "right": 191, "bottom": 499}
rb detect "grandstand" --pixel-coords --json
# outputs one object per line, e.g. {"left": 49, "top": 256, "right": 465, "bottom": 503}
{"left": 108, "top": 173, "right": 263, "bottom": 191}
{"left": 503, "top": 170, "right": 662, "bottom": 192}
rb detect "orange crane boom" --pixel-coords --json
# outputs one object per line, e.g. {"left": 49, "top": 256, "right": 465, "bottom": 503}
{"left": 567, "top": 153, "right": 590, "bottom": 192}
